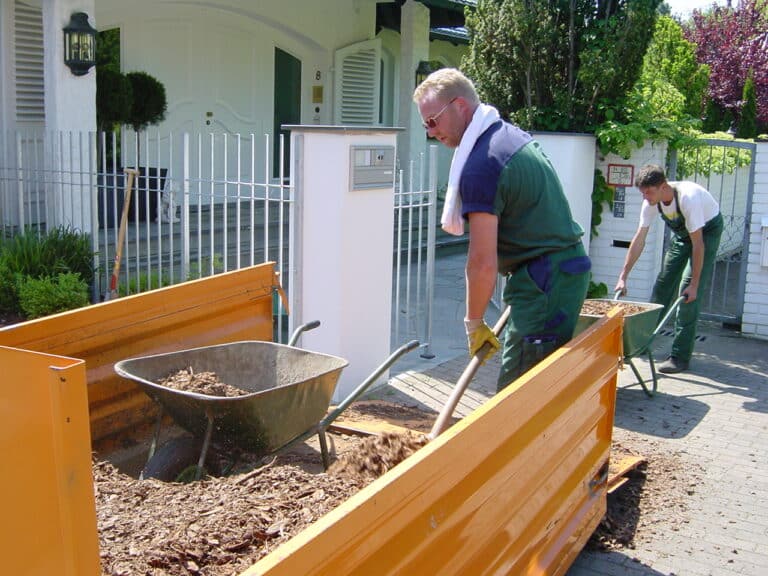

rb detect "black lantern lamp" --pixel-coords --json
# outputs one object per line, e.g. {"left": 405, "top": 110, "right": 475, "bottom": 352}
{"left": 63, "top": 12, "right": 97, "bottom": 76}
{"left": 415, "top": 61, "right": 432, "bottom": 86}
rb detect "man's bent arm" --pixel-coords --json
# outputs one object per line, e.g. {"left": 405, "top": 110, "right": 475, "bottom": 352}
{"left": 465, "top": 212, "right": 498, "bottom": 320}
{"left": 615, "top": 226, "right": 649, "bottom": 293}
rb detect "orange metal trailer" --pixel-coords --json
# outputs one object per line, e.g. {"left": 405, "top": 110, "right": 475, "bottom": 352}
{"left": 1, "top": 262, "right": 622, "bottom": 575}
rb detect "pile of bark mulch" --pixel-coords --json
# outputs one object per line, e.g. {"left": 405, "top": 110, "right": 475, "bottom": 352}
{"left": 157, "top": 367, "right": 248, "bottom": 397}
{"left": 328, "top": 431, "right": 429, "bottom": 481}
{"left": 96, "top": 449, "right": 368, "bottom": 576}
{"left": 95, "top": 401, "right": 699, "bottom": 574}
{"left": 586, "top": 430, "right": 703, "bottom": 552}
{"left": 581, "top": 300, "right": 651, "bottom": 316}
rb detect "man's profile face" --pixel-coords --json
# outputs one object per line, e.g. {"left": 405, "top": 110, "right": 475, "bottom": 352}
{"left": 417, "top": 93, "right": 463, "bottom": 148}
{"left": 639, "top": 184, "right": 664, "bottom": 205}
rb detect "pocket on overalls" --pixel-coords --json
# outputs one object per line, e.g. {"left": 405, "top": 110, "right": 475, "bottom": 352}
{"left": 559, "top": 255, "right": 591, "bottom": 275}
{"left": 521, "top": 334, "right": 557, "bottom": 374}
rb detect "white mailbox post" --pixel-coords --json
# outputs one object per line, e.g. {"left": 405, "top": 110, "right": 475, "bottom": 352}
{"left": 285, "top": 125, "right": 402, "bottom": 401}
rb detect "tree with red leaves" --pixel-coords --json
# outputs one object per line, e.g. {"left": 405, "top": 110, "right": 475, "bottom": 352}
{"left": 685, "top": 0, "right": 768, "bottom": 133}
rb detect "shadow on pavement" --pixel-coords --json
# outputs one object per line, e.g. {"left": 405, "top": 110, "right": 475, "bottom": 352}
{"left": 613, "top": 386, "right": 710, "bottom": 438}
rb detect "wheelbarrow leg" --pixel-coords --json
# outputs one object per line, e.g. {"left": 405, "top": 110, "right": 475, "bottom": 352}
{"left": 195, "top": 413, "right": 216, "bottom": 481}
{"left": 147, "top": 406, "right": 165, "bottom": 463}
{"left": 627, "top": 354, "right": 656, "bottom": 397}
{"left": 318, "top": 427, "right": 331, "bottom": 470}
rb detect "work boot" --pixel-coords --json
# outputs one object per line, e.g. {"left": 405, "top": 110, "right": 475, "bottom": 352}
{"left": 658, "top": 356, "right": 689, "bottom": 374}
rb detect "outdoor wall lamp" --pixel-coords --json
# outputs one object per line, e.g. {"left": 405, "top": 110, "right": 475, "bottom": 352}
{"left": 63, "top": 12, "right": 97, "bottom": 76}
{"left": 415, "top": 60, "right": 432, "bottom": 87}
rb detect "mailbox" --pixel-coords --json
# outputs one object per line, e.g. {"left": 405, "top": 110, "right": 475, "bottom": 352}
{"left": 350, "top": 146, "right": 395, "bottom": 190}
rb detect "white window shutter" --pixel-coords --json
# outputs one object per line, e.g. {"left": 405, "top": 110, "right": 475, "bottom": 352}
{"left": 333, "top": 38, "right": 381, "bottom": 125}
{"left": 14, "top": 0, "right": 44, "bottom": 125}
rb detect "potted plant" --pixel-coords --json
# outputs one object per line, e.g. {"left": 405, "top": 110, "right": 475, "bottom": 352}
{"left": 125, "top": 71, "right": 168, "bottom": 223}
{"left": 96, "top": 70, "right": 168, "bottom": 226}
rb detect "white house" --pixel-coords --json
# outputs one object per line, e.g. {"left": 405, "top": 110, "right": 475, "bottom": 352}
{"left": 0, "top": 0, "right": 468, "bottom": 189}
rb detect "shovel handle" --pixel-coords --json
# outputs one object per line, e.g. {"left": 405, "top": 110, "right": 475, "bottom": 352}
{"left": 428, "top": 306, "right": 511, "bottom": 440}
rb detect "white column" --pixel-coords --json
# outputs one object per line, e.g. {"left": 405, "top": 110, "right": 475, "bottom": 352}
{"left": 43, "top": 0, "right": 96, "bottom": 232}
{"left": 398, "top": 0, "right": 430, "bottom": 171}
{"left": 289, "top": 125, "right": 401, "bottom": 401}
{"left": 742, "top": 140, "right": 768, "bottom": 339}
{"left": 43, "top": 0, "right": 96, "bottom": 133}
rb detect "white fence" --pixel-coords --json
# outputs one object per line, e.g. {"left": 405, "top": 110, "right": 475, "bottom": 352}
{"left": 0, "top": 129, "right": 437, "bottom": 352}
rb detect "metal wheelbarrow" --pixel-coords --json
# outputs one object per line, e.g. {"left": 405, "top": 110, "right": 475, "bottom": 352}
{"left": 576, "top": 293, "right": 685, "bottom": 397}
{"left": 114, "top": 321, "right": 418, "bottom": 480}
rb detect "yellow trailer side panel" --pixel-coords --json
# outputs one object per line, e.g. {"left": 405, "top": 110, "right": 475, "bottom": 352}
{"left": 244, "top": 311, "right": 622, "bottom": 576}
{"left": 0, "top": 264, "right": 277, "bottom": 448}
{"left": 1, "top": 346, "right": 99, "bottom": 576}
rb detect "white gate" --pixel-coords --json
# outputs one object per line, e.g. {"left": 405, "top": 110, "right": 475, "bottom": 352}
{"left": 668, "top": 139, "right": 756, "bottom": 324}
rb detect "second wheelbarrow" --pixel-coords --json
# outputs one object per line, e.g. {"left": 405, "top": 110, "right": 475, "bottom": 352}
{"left": 576, "top": 294, "right": 685, "bottom": 397}
{"left": 114, "top": 321, "right": 418, "bottom": 480}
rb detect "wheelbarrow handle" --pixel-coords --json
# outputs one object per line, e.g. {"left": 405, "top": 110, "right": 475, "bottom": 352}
{"left": 319, "top": 339, "right": 420, "bottom": 429}
{"left": 652, "top": 295, "right": 687, "bottom": 337}
{"left": 287, "top": 320, "right": 321, "bottom": 347}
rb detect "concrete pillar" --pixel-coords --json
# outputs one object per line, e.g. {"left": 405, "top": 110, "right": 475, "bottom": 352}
{"left": 398, "top": 0, "right": 429, "bottom": 173}
{"left": 742, "top": 140, "right": 768, "bottom": 339}
{"left": 42, "top": 0, "right": 97, "bottom": 232}
{"left": 287, "top": 125, "right": 402, "bottom": 401}
{"left": 43, "top": 0, "right": 96, "bottom": 133}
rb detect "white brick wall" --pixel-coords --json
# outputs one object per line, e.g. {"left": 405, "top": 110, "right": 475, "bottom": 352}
{"left": 589, "top": 142, "right": 667, "bottom": 302}
{"left": 742, "top": 141, "right": 768, "bottom": 339}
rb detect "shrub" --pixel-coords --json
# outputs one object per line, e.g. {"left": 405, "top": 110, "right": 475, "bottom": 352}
{"left": 0, "top": 226, "right": 94, "bottom": 318}
{"left": 1, "top": 226, "right": 93, "bottom": 284}
{"left": 0, "top": 259, "right": 19, "bottom": 312}
{"left": 16, "top": 273, "right": 89, "bottom": 319}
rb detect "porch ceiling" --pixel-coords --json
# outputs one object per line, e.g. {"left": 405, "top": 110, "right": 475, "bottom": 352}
{"left": 377, "top": 0, "right": 474, "bottom": 43}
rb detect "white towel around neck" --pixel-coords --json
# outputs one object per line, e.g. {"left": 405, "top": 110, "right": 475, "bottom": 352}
{"left": 441, "top": 103, "right": 501, "bottom": 236}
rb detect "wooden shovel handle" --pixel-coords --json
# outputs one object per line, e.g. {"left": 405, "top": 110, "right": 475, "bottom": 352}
{"left": 428, "top": 306, "right": 511, "bottom": 440}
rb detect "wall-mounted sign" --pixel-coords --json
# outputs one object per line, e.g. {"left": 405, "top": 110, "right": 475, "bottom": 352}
{"left": 607, "top": 164, "right": 634, "bottom": 187}
{"left": 613, "top": 186, "right": 626, "bottom": 202}
{"left": 613, "top": 201, "right": 625, "bottom": 218}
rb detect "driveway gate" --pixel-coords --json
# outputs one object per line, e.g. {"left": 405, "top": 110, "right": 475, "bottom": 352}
{"left": 668, "top": 138, "right": 756, "bottom": 325}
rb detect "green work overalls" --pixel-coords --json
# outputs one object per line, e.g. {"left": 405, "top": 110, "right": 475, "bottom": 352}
{"left": 652, "top": 187, "right": 723, "bottom": 362}
{"left": 498, "top": 242, "right": 591, "bottom": 390}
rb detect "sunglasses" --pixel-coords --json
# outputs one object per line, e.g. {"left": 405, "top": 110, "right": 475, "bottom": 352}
{"left": 422, "top": 98, "right": 457, "bottom": 130}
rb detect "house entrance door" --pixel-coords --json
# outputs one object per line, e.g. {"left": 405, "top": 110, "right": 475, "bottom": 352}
{"left": 273, "top": 48, "right": 301, "bottom": 179}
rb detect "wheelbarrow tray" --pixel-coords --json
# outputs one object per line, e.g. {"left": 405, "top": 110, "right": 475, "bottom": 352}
{"left": 576, "top": 299, "right": 664, "bottom": 357}
{"left": 114, "top": 341, "right": 348, "bottom": 456}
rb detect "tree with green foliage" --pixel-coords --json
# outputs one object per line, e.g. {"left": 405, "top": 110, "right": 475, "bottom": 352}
{"left": 738, "top": 73, "right": 758, "bottom": 138}
{"left": 463, "top": 0, "right": 662, "bottom": 133}
{"left": 627, "top": 16, "right": 710, "bottom": 123}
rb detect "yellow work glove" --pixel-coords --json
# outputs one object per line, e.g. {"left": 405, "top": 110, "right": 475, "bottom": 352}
{"left": 465, "top": 319, "right": 501, "bottom": 364}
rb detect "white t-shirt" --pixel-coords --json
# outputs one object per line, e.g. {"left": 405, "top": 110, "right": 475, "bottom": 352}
{"left": 639, "top": 181, "right": 719, "bottom": 233}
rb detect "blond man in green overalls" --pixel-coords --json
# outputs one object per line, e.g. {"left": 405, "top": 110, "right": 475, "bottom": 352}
{"left": 615, "top": 164, "right": 723, "bottom": 374}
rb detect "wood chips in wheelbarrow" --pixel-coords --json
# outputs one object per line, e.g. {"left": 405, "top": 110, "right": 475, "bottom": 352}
{"left": 581, "top": 300, "right": 649, "bottom": 316}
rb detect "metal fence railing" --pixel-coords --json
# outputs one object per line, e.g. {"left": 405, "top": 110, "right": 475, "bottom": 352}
{"left": 0, "top": 129, "right": 438, "bottom": 352}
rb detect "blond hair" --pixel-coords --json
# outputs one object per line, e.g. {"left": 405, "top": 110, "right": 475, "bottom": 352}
{"left": 413, "top": 68, "right": 480, "bottom": 107}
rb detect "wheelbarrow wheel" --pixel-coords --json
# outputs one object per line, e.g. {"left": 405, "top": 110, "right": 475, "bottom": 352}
{"left": 141, "top": 436, "right": 222, "bottom": 482}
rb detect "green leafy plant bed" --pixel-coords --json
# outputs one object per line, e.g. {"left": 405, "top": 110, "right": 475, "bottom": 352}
{"left": 0, "top": 226, "right": 94, "bottom": 321}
